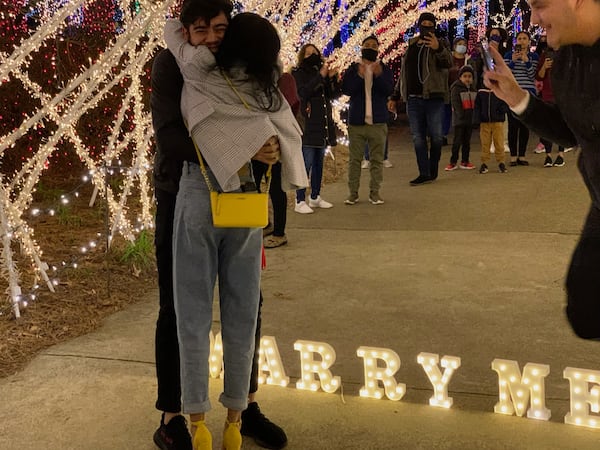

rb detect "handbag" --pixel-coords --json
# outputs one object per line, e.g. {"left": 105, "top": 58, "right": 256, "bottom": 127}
{"left": 193, "top": 140, "right": 271, "bottom": 228}
{"left": 192, "top": 70, "right": 271, "bottom": 228}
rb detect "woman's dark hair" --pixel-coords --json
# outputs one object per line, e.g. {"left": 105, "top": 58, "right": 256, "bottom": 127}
{"left": 296, "top": 43, "right": 321, "bottom": 67}
{"left": 216, "top": 12, "right": 282, "bottom": 112}
{"left": 180, "top": 0, "right": 233, "bottom": 28}
{"left": 485, "top": 26, "right": 507, "bottom": 42}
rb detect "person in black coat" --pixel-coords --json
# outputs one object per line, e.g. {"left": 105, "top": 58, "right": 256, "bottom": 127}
{"left": 291, "top": 44, "right": 340, "bottom": 213}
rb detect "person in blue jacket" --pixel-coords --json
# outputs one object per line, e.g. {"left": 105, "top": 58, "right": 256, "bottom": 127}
{"left": 342, "top": 35, "right": 393, "bottom": 205}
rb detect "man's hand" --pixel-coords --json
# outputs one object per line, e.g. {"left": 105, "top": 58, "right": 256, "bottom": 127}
{"left": 422, "top": 33, "right": 440, "bottom": 51}
{"left": 252, "top": 136, "right": 280, "bottom": 164}
{"left": 483, "top": 46, "right": 528, "bottom": 109}
{"left": 387, "top": 99, "right": 397, "bottom": 114}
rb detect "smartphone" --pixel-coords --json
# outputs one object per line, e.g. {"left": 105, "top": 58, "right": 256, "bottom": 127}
{"left": 514, "top": 44, "right": 522, "bottom": 53}
{"left": 480, "top": 38, "right": 495, "bottom": 71}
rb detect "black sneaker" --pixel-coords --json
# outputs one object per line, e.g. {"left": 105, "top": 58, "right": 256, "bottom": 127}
{"left": 241, "top": 402, "right": 287, "bottom": 449}
{"left": 498, "top": 162, "right": 507, "bottom": 173}
{"left": 153, "top": 414, "right": 192, "bottom": 450}
{"left": 409, "top": 175, "right": 432, "bottom": 186}
{"left": 554, "top": 155, "right": 565, "bottom": 167}
{"left": 517, "top": 158, "right": 529, "bottom": 166}
{"left": 544, "top": 155, "right": 553, "bottom": 167}
{"left": 479, "top": 163, "right": 489, "bottom": 174}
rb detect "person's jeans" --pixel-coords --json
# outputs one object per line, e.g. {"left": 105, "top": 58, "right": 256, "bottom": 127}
{"left": 442, "top": 102, "right": 452, "bottom": 137}
{"left": 296, "top": 146, "right": 325, "bottom": 202}
{"left": 407, "top": 97, "right": 445, "bottom": 179}
{"left": 173, "top": 162, "right": 262, "bottom": 414}
{"left": 154, "top": 187, "right": 182, "bottom": 414}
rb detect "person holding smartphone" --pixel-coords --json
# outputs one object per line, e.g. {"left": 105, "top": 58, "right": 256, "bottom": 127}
{"left": 535, "top": 46, "right": 566, "bottom": 167}
{"left": 483, "top": 0, "right": 599, "bottom": 339}
{"left": 503, "top": 31, "right": 539, "bottom": 166}
{"left": 400, "top": 12, "right": 453, "bottom": 186}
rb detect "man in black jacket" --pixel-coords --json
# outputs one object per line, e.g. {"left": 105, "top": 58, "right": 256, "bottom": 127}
{"left": 484, "top": 0, "right": 600, "bottom": 339}
{"left": 151, "top": 1, "right": 286, "bottom": 448}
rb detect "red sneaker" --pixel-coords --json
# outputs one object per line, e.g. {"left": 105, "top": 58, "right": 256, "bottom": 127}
{"left": 444, "top": 163, "right": 457, "bottom": 171}
{"left": 460, "top": 162, "right": 475, "bottom": 170}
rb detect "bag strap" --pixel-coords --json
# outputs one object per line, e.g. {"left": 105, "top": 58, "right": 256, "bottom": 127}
{"left": 192, "top": 138, "right": 216, "bottom": 192}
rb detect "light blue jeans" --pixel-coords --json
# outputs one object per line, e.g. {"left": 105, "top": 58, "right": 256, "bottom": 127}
{"left": 172, "top": 162, "right": 262, "bottom": 414}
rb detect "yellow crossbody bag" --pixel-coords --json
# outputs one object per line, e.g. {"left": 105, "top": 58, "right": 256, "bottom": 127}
{"left": 192, "top": 70, "right": 271, "bottom": 228}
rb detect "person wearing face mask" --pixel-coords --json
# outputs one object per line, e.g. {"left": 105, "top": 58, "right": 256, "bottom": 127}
{"left": 503, "top": 31, "right": 539, "bottom": 166}
{"left": 400, "top": 12, "right": 453, "bottom": 186}
{"left": 291, "top": 43, "right": 340, "bottom": 214}
{"left": 342, "top": 35, "right": 393, "bottom": 205}
{"left": 442, "top": 37, "right": 472, "bottom": 151}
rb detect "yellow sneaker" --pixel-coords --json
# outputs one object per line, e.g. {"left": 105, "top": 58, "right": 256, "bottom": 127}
{"left": 190, "top": 420, "right": 212, "bottom": 450}
{"left": 222, "top": 420, "right": 242, "bottom": 450}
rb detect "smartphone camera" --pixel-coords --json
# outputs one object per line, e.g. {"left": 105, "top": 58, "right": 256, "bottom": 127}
{"left": 480, "top": 38, "right": 495, "bottom": 71}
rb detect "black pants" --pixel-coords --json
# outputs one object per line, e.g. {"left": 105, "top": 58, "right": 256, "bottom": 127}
{"left": 154, "top": 188, "right": 263, "bottom": 412}
{"left": 540, "top": 137, "right": 564, "bottom": 154}
{"left": 566, "top": 204, "right": 600, "bottom": 339}
{"left": 252, "top": 160, "right": 287, "bottom": 237}
{"left": 507, "top": 113, "right": 530, "bottom": 158}
{"left": 450, "top": 124, "right": 473, "bottom": 164}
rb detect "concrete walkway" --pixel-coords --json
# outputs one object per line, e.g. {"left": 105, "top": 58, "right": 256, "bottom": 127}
{"left": 2, "top": 124, "right": 600, "bottom": 450}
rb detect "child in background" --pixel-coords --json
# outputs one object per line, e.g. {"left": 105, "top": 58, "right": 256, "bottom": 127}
{"left": 474, "top": 86, "right": 508, "bottom": 174}
{"left": 445, "top": 65, "right": 477, "bottom": 171}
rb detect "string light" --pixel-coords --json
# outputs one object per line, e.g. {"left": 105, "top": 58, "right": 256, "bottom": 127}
{"left": 2, "top": 1, "right": 532, "bottom": 318}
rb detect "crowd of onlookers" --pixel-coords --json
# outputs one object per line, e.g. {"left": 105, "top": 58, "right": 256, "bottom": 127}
{"left": 283, "top": 13, "right": 571, "bottom": 232}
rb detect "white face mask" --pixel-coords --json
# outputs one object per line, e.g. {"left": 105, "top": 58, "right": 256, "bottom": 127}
{"left": 455, "top": 44, "right": 467, "bottom": 54}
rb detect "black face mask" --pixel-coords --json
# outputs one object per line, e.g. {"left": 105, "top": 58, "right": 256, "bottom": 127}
{"left": 361, "top": 48, "right": 378, "bottom": 62}
{"left": 419, "top": 26, "right": 435, "bottom": 37}
{"left": 303, "top": 53, "right": 322, "bottom": 69}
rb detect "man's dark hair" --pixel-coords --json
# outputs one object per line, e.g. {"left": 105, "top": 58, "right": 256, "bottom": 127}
{"left": 180, "top": 0, "right": 233, "bottom": 28}
{"left": 216, "top": 12, "right": 282, "bottom": 112}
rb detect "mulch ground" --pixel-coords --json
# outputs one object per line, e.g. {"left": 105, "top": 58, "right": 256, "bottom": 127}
{"left": 0, "top": 145, "right": 349, "bottom": 378}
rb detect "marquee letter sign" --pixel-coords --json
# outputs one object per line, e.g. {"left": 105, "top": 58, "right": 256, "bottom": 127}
{"left": 357, "top": 346, "right": 405, "bottom": 401}
{"left": 491, "top": 359, "right": 551, "bottom": 420}
{"left": 294, "top": 340, "right": 341, "bottom": 393}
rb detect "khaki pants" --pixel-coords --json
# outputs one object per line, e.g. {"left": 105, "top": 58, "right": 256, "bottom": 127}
{"left": 348, "top": 123, "right": 387, "bottom": 195}
{"left": 480, "top": 122, "right": 506, "bottom": 164}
